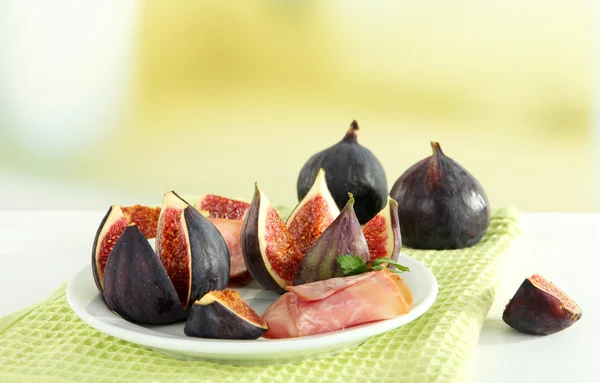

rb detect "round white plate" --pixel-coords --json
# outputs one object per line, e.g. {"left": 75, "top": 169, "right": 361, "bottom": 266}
{"left": 66, "top": 254, "right": 438, "bottom": 365}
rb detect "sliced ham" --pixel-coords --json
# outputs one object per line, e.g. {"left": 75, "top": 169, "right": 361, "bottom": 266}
{"left": 207, "top": 218, "right": 251, "bottom": 284}
{"left": 262, "top": 271, "right": 412, "bottom": 338}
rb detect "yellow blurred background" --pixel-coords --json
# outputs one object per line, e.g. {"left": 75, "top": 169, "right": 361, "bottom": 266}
{"left": 0, "top": 1, "right": 596, "bottom": 212}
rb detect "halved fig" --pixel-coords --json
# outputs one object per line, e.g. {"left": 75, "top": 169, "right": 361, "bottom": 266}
{"left": 92, "top": 205, "right": 129, "bottom": 292}
{"left": 292, "top": 193, "right": 370, "bottom": 285}
{"left": 156, "top": 191, "right": 230, "bottom": 309}
{"left": 103, "top": 225, "right": 187, "bottom": 325}
{"left": 240, "top": 184, "right": 303, "bottom": 293}
{"left": 184, "top": 289, "right": 268, "bottom": 339}
{"left": 207, "top": 218, "right": 253, "bottom": 286}
{"left": 120, "top": 205, "right": 161, "bottom": 239}
{"left": 502, "top": 274, "right": 582, "bottom": 335}
{"left": 363, "top": 196, "right": 402, "bottom": 262}
{"left": 286, "top": 168, "right": 340, "bottom": 255}
{"left": 196, "top": 194, "right": 250, "bottom": 220}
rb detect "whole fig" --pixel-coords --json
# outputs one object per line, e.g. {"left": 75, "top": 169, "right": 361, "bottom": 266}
{"left": 297, "top": 120, "right": 387, "bottom": 224}
{"left": 390, "top": 142, "right": 490, "bottom": 250}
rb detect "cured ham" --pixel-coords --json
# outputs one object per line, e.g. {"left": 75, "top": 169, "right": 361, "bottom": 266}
{"left": 262, "top": 270, "right": 412, "bottom": 338}
{"left": 207, "top": 218, "right": 252, "bottom": 284}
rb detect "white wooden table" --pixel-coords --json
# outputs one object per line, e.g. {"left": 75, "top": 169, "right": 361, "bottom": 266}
{"left": 0, "top": 211, "right": 597, "bottom": 382}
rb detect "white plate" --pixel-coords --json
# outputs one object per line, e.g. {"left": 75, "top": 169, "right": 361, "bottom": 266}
{"left": 66, "top": 254, "right": 438, "bottom": 365}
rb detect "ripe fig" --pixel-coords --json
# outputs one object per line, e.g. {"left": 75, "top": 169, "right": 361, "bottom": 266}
{"left": 156, "top": 191, "right": 230, "bottom": 310}
{"left": 390, "top": 142, "right": 490, "bottom": 250}
{"left": 240, "top": 184, "right": 303, "bottom": 293}
{"left": 196, "top": 194, "right": 250, "bottom": 220}
{"left": 502, "top": 274, "right": 582, "bottom": 335}
{"left": 184, "top": 290, "right": 268, "bottom": 340}
{"left": 286, "top": 168, "right": 340, "bottom": 255}
{"left": 103, "top": 225, "right": 187, "bottom": 325}
{"left": 363, "top": 196, "right": 402, "bottom": 262}
{"left": 207, "top": 217, "right": 253, "bottom": 286}
{"left": 292, "top": 193, "right": 370, "bottom": 285}
{"left": 92, "top": 205, "right": 129, "bottom": 292}
{"left": 297, "top": 120, "right": 388, "bottom": 224}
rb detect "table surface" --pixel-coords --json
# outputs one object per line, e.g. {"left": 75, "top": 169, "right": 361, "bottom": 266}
{"left": 0, "top": 211, "right": 597, "bottom": 382}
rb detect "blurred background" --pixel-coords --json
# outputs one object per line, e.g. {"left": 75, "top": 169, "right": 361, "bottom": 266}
{"left": 0, "top": 1, "right": 596, "bottom": 212}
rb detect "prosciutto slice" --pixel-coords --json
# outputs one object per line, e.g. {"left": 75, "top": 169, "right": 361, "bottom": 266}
{"left": 262, "top": 271, "right": 412, "bottom": 338}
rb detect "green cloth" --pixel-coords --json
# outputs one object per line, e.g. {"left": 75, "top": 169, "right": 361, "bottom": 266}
{"left": 0, "top": 208, "right": 520, "bottom": 383}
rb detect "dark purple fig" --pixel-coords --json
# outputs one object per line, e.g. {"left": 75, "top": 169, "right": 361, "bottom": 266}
{"left": 103, "top": 225, "right": 187, "bottom": 325}
{"left": 156, "top": 191, "right": 230, "bottom": 310}
{"left": 297, "top": 120, "right": 388, "bottom": 224}
{"left": 240, "top": 184, "right": 303, "bottom": 294}
{"left": 292, "top": 193, "right": 370, "bottom": 285}
{"left": 184, "top": 289, "right": 268, "bottom": 339}
{"left": 502, "top": 274, "right": 582, "bottom": 335}
{"left": 390, "top": 142, "right": 490, "bottom": 250}
{"left": 92, "top": 205, "right": 129, "bottom": 293}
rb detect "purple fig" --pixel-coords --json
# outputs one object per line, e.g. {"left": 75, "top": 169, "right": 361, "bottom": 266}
{"left": 390, "top": 142, "right": 490, "bottom": 250}
{"left": 184, "top": 290, "right": 268, "bottom": 340}
{"left": 503, "top": 274, "right": 582, "bottom": 335}
{"left": 292, "top": 193, "right": 370, "bottom": 285}
{"left": 103, "top": 225, "right": 187, "bottom": 325}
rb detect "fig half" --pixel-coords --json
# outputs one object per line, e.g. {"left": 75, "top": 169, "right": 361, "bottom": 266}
{"left": 502, "top": 274, "right": 582, "bottom": 335}
{"left": 92, "top": 205, "right": 129, "bottom": 292}
{"left": 297, "top": 120, "right": 388, "bottom": 224}
{"left": 390, "top": 142, "right": 490, "bottom": 250}
{"left": 156, "top": 191, "right": 230, "bottom": 309}
{"left": 184, "top": 290, "right": 268, "bottom": 340}
{"left": 292, "top": 193, "right": 370, "bottom": 285}
{"left": 363, "top": 196, "right": 402, "bottom": 262}
{"left": 240, "top": 184, "right": 303, "bottom": 293}
{"left": 103, "top": 225, "right": 187, "bottom": 325}
{"left": 286, "top": 168, "right": 340, "bottom": 255}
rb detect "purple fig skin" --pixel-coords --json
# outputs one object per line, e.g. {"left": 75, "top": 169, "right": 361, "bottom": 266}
{"left": 103, "top": 225, "right": 187, "bottom": 325}
{"left": 184, "top": 298, "right": 268, "bottom": 340}
{"left": 240, "top": 185, "right": 287, "bottom": 294}
{"left": 390, "top": 142, "right": 490, "bottom": 250}
{"left": 297, "top": 120, "right": 388, "bottom": 224}
{"left": 292, "top": 194, "right": 370, "bottom": 285}
{"left": 502, "top": 277, "right": 582, "bottom": 335}
{"left": 91, "top": 206, "right": 113, "bottom": 294}
{"left": 183, "top": 205, "right": 231, "bottom": 305}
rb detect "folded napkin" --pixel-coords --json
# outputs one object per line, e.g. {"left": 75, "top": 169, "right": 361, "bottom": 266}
{"left": 0, "top": 207, "right": 520, "bottom": 383}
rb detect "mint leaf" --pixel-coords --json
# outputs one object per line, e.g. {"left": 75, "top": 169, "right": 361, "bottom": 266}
{"left": 337, "top": 255, "right": 368, "bottom": 276}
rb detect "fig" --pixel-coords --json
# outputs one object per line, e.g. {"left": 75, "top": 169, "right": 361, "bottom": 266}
{"left": 103, "top": 225, "right": 187, "bottom": 325}
{"left": 92, "top": 205, "right": 130, "bottom": 292}
{"left": 363, "top": 196, "right": 402, "bottom": 262}
{"left": 156, "top": 191, "right": 230, "bottom": 309}
{"left": 207, "top": 217, "right": 253, "bottom": 286}
{"left": 184, "top": 289, "right": 268, "bottom": 339}
{"left": 297, "top": 120, "right": 388, "bottom": 224}
{"left": 502, "top": 274, "right": 582, "bottom": 335}
{"left": 196, "top": 194, "right": 250, "bottom": 220}
{"left": 286, "top": 168, "right": 340, "bottom": 255}
{"left": 389, "top": 142, "right": 490, "bottom": 250}
{"left": 240, "top": 184, "right": 303, "bottom": 293}
{"left": 292, "top": 193, "right": 370, "bottom": 285}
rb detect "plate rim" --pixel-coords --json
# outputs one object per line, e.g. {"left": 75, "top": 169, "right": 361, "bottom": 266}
{"left": 66, "top": 254, "right": 438, "bottom": 356}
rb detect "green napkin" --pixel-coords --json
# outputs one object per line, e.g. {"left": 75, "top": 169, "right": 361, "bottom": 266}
{"left": 0, "top": 208, "right": 520, "bottom": 383}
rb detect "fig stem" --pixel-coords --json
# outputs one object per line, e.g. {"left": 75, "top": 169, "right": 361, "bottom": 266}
{"left": 342, "top": 121, "right": 359, "bottom": 143}
{"left": 430, "top": 141, "right": 445, "bottom": 158}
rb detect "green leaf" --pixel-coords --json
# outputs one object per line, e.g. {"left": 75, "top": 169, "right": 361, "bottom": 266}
{"left": 337, "top": 255, "right": 368, "bottom": 276}
{"left": 370, "top": 257, "right": 410, "bottom": 273}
